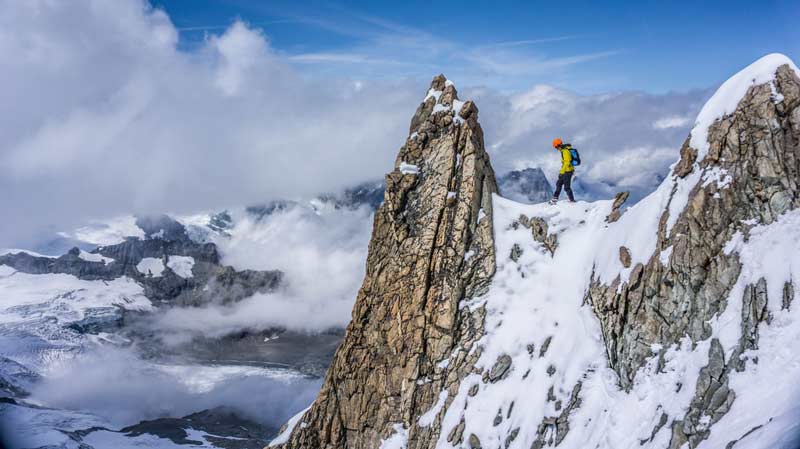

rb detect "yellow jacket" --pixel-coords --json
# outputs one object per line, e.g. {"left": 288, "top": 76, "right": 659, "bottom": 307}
{"left": 558, "top": 146, "right": 575, "bottom": 174}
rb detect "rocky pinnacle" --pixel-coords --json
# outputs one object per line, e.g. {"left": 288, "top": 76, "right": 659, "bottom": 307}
{"left": 275, "top": 75, "right": 498, "bottom": 449}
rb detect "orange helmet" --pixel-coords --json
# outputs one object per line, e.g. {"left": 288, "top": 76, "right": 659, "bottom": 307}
{"left": 552, "top": 138, "right": 563, "bottom": 148}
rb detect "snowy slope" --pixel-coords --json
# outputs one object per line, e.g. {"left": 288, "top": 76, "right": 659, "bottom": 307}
{"left": 425, "top": 53, "right": 800, "bottom": 449}
{"left": 433, "top": 198, "right": 800, "bottom": 448}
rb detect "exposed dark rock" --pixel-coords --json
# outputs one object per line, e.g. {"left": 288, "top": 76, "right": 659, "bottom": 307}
{"left": 674, "top": 145, "right": 698, "bottom": 178}
{"left": 143, "top": 327, "right": 344, "bottom": 377}
{"left": 488, "top": 354, "right": 513, "bottom": 382}
{"left": 606, "top": 191, "right": 630, "bottom": 223}
{"left": 619, "top": 246, "right": 632, "bottom": 268}
{"left": 208, "top": 210, "right": 234, "bottom": 233}
{"left": 515, "top": 215, "right": 558, "bottom": 255}
{"left": 468, "top": 433, "right": 482, "bottom": 449}
{"left": 319, "top": 180, "right": 386, "bottom": 210}
{"left": 119, "top": 407, "right": 276, "bottom": 449}
{"left": 135, "top": 214, "right": 188, "bottom": 241}
{"left": 0, "top": 357, "right": 40, "bottom": 398}
{"left": 246, "top": 200, "right": 294, "bottom": 220}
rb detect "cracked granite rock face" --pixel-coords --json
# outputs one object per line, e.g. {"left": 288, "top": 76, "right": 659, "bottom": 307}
{"left": 586, "top": 64, "right": 800, "bottom": 448}
{"left": 276, "top": 75, "right": 497, "bottom": 449}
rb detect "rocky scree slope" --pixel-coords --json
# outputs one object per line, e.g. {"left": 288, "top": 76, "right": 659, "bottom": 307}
{"left": 271, "top": 54, "right": 800, "bottom": 449}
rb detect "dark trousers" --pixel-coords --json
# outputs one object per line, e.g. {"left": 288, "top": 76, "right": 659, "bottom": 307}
{"left": 554, "top": 171, "right": 575, "bottom": 201}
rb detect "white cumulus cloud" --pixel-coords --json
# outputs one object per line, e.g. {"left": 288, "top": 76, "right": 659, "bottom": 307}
{"left": 0, "top": 0, "right": 710, "bottom": 248}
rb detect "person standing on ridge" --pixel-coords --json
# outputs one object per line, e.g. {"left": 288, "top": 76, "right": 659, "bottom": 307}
{"left": 549, "top": 138, "right": 578, "bottom": 204}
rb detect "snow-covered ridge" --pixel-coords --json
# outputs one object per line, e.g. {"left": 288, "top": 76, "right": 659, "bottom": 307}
{"left": 588, "top": 53, "right": 799, "bottom": 288}
{"left": 689, "top": 53, "right": 799, "bottom": 162}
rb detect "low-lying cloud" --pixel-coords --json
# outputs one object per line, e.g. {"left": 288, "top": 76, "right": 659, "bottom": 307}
{"left": 154, "top": 202, "right": 373, "bottom": 339}
{"left": 0, "top": 1, "right": 416, "bottom": 248}
{"left": 30, "top": 345, "right": 321, "bottom": 429}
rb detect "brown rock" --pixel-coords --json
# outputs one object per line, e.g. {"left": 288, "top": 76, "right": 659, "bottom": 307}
{"left": 619, "top": 246, "right": 632, "bottom": 268}
{"left": 277, "top": 75, "right": 497, "bottom": 449}
{"left": 606, "top": 191, "right": 630, "bottom": 223}
{"left": 673, "top": 143, "right": 698, "bottom": 178}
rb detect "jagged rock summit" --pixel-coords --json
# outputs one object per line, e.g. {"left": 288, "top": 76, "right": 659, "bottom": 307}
{"left": 271, "top": 75, "right": 497, "bottom": 448}
{"left": 272, "top": 55, "right": 800, "bottom": 449}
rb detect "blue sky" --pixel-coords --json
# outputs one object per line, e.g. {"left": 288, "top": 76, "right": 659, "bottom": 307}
{"left": 154, "top": 0, "right": 800, "bottom": 93}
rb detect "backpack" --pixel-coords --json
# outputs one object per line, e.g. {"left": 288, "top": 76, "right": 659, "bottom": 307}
{"left": 568, "top": 146, "right": 581, "bottom": 166}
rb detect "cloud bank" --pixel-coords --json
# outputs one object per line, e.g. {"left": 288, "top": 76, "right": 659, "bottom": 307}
{"left": 30, "top": 345, "right": 321, "bottom": 428}
{"left": 154, "top": 203, "right": 374, "bottom": 339}
{"left": 0, "top": 0, "right": 709, "bottom": 248}
{"left": 0, "top": 0, "right": 417, "bottom": 247}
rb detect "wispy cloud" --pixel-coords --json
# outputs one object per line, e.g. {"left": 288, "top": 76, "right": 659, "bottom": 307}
{"left": 266, "top": 6, "right": 618, "bottom": 88}
{"left": 288, "top": 52, "right": 408, "bottom": 66}
{"left": 175, "top": 19, "right": 298, "bottom": 32}
{"left": 461, "top": 48, "right": 622, "bottom": 81}
{"left": 480, "top": 35, "right": 584, "bottom": 49}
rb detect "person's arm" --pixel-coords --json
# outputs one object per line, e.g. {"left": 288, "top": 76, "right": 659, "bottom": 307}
{"left": 560, "top": 149, "right": 571, "bottom": 174}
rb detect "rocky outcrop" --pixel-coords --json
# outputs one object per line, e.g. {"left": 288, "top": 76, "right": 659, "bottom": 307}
{"left": 605, "top": 191, "right": 630, "bottom": 223}
{"left": 276, "top": 75, "right": 497, "bottom": 449}
{"left": 586, "top": 62, "right": 800, "bottom": 447}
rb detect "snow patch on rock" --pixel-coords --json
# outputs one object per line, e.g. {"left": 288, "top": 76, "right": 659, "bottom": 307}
{"left": 166, "top": 255, "right": 195, "bottom": 278}
{"left": 378, "top": 423, "right": 408, "bottom": 449}
{"left": 136, "top": 257, "right": 165, "bottom": 277}
{"left": 399, "top": 162, "right": 420, "bottom": 175}
{"left": 78, "top": 250, "right": 114, "bottom": 264}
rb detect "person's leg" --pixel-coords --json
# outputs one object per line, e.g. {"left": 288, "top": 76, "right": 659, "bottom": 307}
{"left": 553, "top": 173, "right": 564, "bottom": 199}
{"left": 564, "top": 171, "right": 575, "bottom": 202}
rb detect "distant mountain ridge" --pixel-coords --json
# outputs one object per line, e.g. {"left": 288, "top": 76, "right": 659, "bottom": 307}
{"left": 497, "top": 167, "right": 553, "bottom": 203}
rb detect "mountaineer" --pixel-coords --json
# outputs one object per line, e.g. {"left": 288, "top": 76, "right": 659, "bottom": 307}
{"left": 549, "top": 138, "right": 580, "bottom": 204}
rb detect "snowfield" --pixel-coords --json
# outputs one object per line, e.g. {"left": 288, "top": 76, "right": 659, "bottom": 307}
{"left": 428, "top": 196, "right": 800, "bottom": 449}
{"left": 137, "top": 257, "right": 166, "bottom": 277}
{"left": 0, "top": 266, "right": 152, "bottom": 326}
{"left": 166, "top": 255, "right": 195, "bottom": 278}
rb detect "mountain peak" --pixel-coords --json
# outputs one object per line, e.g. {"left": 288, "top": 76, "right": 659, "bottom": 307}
{"left": 273, "top": 75, "right": 497, "bottom": 449}
{"left": 688, "top": 53, "right": 799, "bottom": 165}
